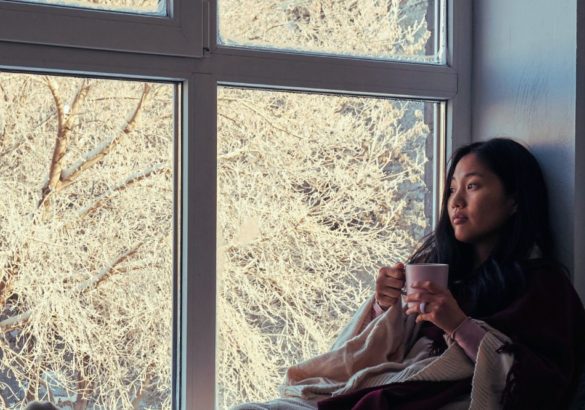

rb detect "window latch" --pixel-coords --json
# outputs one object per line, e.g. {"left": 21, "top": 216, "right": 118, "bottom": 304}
{"left": 203, "top": 1, "right": 211, "bottom": 54}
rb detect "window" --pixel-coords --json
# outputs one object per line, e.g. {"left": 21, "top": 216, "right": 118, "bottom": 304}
{"left": 10, "top": 0, "right": 165, "bottom": 14}
{"left": 216, "top": 88, "right": 439, "bottom": 407}
{"left": 0, "top": 0, "right": 201, "bottom": 55}
{"left": 0, "top": 73, "right": 175, "bottom": 408}
{"left": 0, "top": 0, "right": 470, "bottom": 408}
{"left": 218, "top": 0, "right": 445, "bottom": 63}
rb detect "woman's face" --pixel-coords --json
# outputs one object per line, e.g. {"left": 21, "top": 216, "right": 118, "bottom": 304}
{"left": 447, "top": 153, "right": 517, "bottom": 260}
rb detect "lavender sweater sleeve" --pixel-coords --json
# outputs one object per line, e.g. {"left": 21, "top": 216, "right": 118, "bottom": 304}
{"left": 450, "top": 317, "right": 487, "bottom": 361}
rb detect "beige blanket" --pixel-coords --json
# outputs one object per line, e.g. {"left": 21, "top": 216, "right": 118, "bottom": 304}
{"left": 235, "top": 296, "right": 514, "bottom": 410}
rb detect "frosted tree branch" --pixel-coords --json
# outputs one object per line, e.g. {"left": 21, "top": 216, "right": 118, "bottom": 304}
{"left": 0, "top": 244, "right": 143, "bottom": 331}
{"left": 59, "top": 83, "right": 151, "bottom": 190}
{"left": 39, "top": 79, "right": 91, "bottom": 208}
{"left": 76, "top": 164, "right": 170, "bottom": 218}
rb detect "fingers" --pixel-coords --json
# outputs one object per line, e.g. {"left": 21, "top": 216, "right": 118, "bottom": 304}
{"left": 404, "top": 291, "right": 434, "bottom": 304}
{"left": 405, "top": 300, "right": 439, "bottom": 320}
{"left": 379, "top": 264, "right": 405, "bottom": 280}
{"left": 375, "top": 263, "right": 406, "bottom": 310}
{"left": 409, "top": 280, "right": 444, "bottom": 294}
{"left": 376, "top": 294, "right": 399, "bottom": 310}
{"left": 376, "top": 285, "right": 403, "bottom": 308}
{"left": 376, "top": 274, "right": 403, "bottom": 290}
{"left": 377, "top": 286, "right": 402, "bottom": 302}
{"left": 404, "top": 302, "right": 434, "bottom": 316}
{"left": 376, "top": 264, "right": 406, "bottom": 291}
{"left": 381, "top": 285, "right": 403, "bottom": 298}
{"left": 403, "top": 283, "right": 467, "bottom": 332}
{"left": 404, "top": 292, "right": 440, "bottom": 315}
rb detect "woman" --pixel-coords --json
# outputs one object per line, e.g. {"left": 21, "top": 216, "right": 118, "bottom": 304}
{"left": 235, "top": 138, "right": 585, "bottom": 410}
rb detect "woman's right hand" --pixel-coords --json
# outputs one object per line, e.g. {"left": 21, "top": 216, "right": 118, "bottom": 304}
{"left": 375, "top": 263, "right": 406, "bottom": 311}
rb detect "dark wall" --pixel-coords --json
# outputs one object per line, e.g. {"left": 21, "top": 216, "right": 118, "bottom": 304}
{"left": 471, "top": 0, "right": 583, "bottom": 300}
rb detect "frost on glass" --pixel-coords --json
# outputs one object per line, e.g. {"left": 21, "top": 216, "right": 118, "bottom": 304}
{"left": 8, "top": 0, "right": 166, "bottom": 15}
{"left": 218, "top": 0, "right": 443, "bottom": 63}
{"left": 0, "top": 74, "right": 174, "bottom": 409}
{"left": 217, "top": 87, "right": 435, "bottom": 409}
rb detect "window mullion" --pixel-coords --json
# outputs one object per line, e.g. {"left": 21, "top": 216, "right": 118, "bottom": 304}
{"left": 207, "top": 48, "right": 457, "bottom": 99}
{"left": 446, "top": 0, "right": 472, "bottom": 152}
{"left": 0, "top": 41, "right": 195, "bottom": 79}
{"left": 0, "top": 0, "right": 203, "bottom": 57}
{"left": 182, "top": 73, "right": 217, "bottom": 410}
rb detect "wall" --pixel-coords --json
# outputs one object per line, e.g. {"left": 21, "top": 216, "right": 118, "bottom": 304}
{"left": 471, "top": 0, "right": 583, "bottom": 300}
{"left": 576, "top": 1, "right": 585, "bottom": 304}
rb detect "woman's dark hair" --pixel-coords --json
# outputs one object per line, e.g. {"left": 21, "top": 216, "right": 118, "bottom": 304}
{"left": 409, "top": 138, "right": 554, "bottom": 317}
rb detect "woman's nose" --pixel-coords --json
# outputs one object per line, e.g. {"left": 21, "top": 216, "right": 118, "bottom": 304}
{"left": 450, "top": 188, "right": 465, "bottom": 208}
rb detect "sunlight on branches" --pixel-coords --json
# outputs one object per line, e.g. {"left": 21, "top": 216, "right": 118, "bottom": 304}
{"left": 217, "top": 88, "right": 433, "bottom": 408}
{"left": 219, "top": 0, "right": 436, "bottom": 62}
{"left": 0, "top": 74, "right": 174, "bottom": 409}
{"left": 0, "top": 0, "right": 434, "bottom": 408}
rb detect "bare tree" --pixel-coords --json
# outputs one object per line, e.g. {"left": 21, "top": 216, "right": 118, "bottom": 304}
{"left": 0, "top": 0, "right": 431, "bottom": 409}
{"left": 215, "top": 2, "right": 433, "bottom": 407}
{"left": 0, "top": 75, "right": 174, "bottom": 409}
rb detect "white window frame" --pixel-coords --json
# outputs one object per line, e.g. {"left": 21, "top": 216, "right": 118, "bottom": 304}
{"left": 0, "top": 1, "right": 471, "bottom": 408}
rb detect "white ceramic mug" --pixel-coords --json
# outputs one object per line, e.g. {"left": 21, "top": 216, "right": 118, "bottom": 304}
{"left": 405, "top": 263, "right": 449, "bottom": 311}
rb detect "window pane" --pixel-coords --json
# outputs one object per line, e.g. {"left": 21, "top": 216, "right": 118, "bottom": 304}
{"left": 0, "top": 73, "right": 175, "bottom": 408}
{"left": 218, "top": 0, "right": 444, "bottom": 63}
{"left": 6, "top": 0, "right": 166, "bottom": 15}
{"left": 217, "top": 87, "right": 437, "bottom": 408}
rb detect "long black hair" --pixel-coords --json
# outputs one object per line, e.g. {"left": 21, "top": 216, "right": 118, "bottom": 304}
{"left": 409, "top": 138, "right": 555, "bottom": 317}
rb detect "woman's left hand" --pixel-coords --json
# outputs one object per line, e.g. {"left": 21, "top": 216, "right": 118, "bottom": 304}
{"left": 405, "top": 281, "right": 467, "bottom": 335}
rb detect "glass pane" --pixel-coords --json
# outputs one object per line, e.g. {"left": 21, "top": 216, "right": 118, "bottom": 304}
{"left": 0, "top": 73, "right": 175, "bottom": 408}
{"left": 218, "top": 0, "right": 444, "bottom": 63}
{"left": 7, "top": 0, "right": 165, "bottom": 15}
{"left": 217, "top": 87, "right": 437, "bottom": 408}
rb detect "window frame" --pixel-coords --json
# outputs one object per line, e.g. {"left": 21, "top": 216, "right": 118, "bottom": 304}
{"left": 0, "top": 0, "right": 471, "bottom": 408}
{"left": 0, "top": 0, "right": 203, "bottom": 56}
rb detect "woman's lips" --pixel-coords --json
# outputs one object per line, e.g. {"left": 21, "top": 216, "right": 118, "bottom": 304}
{"left": 452, "top": 215, "right": 468, "bottom": 225}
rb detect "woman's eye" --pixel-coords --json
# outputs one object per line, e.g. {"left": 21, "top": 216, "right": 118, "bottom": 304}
{"left": 448, "top": 187, "right": 455, "bottom": 194}
{"left": 467, "top": 183, "right": 478, "bottom": 190}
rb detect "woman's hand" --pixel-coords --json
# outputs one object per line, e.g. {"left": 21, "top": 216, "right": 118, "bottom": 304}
{"left": 405, "top": 281, "right": 467, "bottom": 335}
{"left": 375, "top": 263, "right": 406, "bottom": 311}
